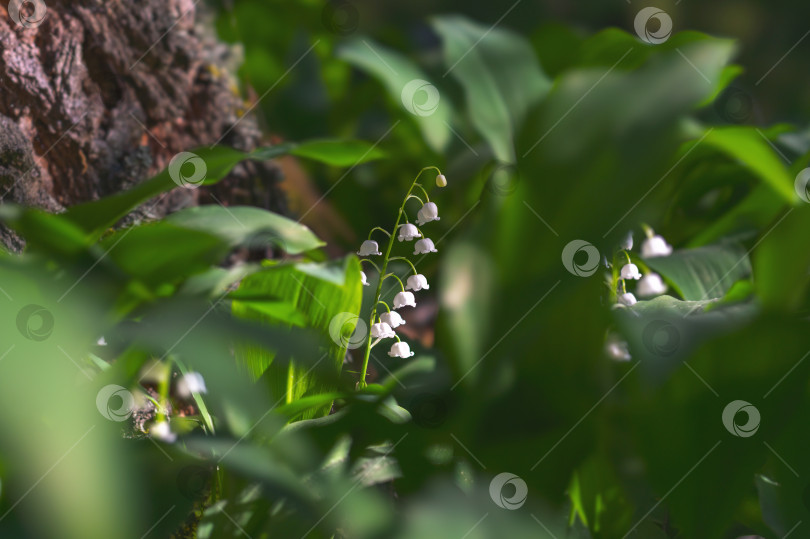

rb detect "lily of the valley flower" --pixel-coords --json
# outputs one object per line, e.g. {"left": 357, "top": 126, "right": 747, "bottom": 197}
{"left": 177, "top": 372, "right": 207, "bottom": 399}
{"left": 393, "top": 291, "right": 417, "bottom": 309}
{"left": 637, "top": 272, "right": 667, "bottom": 297}
{"left": 605, "top": 335, "right": 632, "bottom": 361}
{"left": 361, "top": 271, "right": 370, "bottom": 286}
{"left": 371, "top": 322, "right": 396, "bottom": 339}
{"left": 380, "top": 311, "right": 405, "bottom": 328}
{"left": 405, "top": 274, "right": 429, "bottom": 291}
{"left": 150, "top": 421, "right": 177, "bottom": 443}
{"left": 388, "top": 341, "right": 415, "bottom": 358}
{"left": 416, "top": 202, "right": 441, "bottom": 226}
{"left": 414, "top": 238, "right": 437, "bottom": 255}
{"left": 357, "top": 240, "right": 382, "bottom": 256}
{"left": 620, "top": 263, "right": 642, "bottom": 280}
{"left": 641, "top": 235, "right": 673, "bottom": 258}
{"left": 618, "top": 292, "right": 637, "bottom": 306}
{"left": 398, "top": 223, "right": 420, "bottom": 242}
{"left": 436, "top": 174, "right": 447, "bottom": 187}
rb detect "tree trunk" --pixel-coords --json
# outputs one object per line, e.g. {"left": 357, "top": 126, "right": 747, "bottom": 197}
{"left": 0, "top": 0, "right": 285, "bottom": 251}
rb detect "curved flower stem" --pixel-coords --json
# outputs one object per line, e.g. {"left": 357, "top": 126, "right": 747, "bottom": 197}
{"left": 368, "top": 227, "right": 392, "bottom": 240}
{"left": 383, "top": 273, "right": 406, "bottom": 291}
{"left": 360, "top": 259, "right": 381, "bottom": 273}
{"left": 377, "top": 300, "right": 391, "bottom": 312}
{"left": 389, "top": 256, "right": 419, "bottom": 276}
{"left": 414, "top": 183, "right": 430, "bottom": 202}
{"left": 357, "top": 166, "right": 441, "bottom": 388}
{"left": 405, "top": 194, "right": 424, "bottom": 206}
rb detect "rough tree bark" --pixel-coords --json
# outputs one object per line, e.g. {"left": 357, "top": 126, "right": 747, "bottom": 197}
{"left": 0, "top": 0, "right": 285, "bottom": 252}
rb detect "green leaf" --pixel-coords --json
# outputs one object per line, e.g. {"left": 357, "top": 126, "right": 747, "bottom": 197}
{"left": 433, "top": 15, "right": 552, "bottom": 162}
{"left": 642, "top": 244, "right": 752, "bottom": 301}
{"left": 165, "top": 205, "right": 325, "bottom": 254}
{"left": 289, "top": 139, "right": 386, "bottom": 167}
{"left": 232, "top": 256, "right": 363, "bottom": 420}
{"left": 703, "top": 126, "right": 796, "bottom": 202}
{"left": 337, "top": 38, "right": 452, "bottom": 152}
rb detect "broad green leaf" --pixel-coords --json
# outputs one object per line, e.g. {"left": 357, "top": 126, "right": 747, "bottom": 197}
{"left": 753, "top": 206, "right": 810, "bottom": 310}
{"left": 703, "top": 126, "right": 796, "bottom": 202}
{"left": 165, "top": 205, "right": 324, "bottom": 254}
{"left": 337, "top": 38, "right": 451, "bottom": 152}
{"left": 642, "top": 244, "right": 752, "bottom": 301}
{"left": 232, "top": 256, "right": 363, "bottom": 420}
{"left": 0, "top": 204, "right": 91, "bottom": 255}
{"left": 289, "top": 139, "right": 386, "bottom": 167}
{"left": 433, "top": 15, "right": 551, "bottom": 162}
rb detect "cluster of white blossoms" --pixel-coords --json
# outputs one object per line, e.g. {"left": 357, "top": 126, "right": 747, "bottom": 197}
{"left": 613, "top": 228, "right": 672, "bottom": 307}
{"left": 357, "top": 171, "right": 446, "bottom": 372}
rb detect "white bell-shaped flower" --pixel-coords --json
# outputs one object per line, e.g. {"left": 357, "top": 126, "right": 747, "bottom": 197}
{"left": 620, "top": 231, "right": 633, "bottom": 251}
{"left": 405, "top": 274, "right": 429, "bottom": 291}
{"left": 357, "top": 240, "right": 381, "bottom": 256}
{"left": 398, "top": 223, "right": 420, "bottom": 242}
{"left": 371, "top": 322, "right": 396, "bottom": 339}
{"left": 641, "top": 235, "right": 673, "bottom": 258}
{"left": 416, "top": 202, "right": 440, "bottom": 226}
{"left": 414, "top": 238, "right": 437, "bottom": 255}
{"left": 176, "top": 372, "right": 207, "bottom": 399}
{"left": 361, "top": 271, "right": 370, "bottom": 286}
{"left": 605, "top": 335, "right": 632, "bottom": 361}
{"left": 436, "top": 174, "right": 447, "bottom": 187}
{"left": 150, "top": 421, "right": 177, "bottom": 443}
{"left": 393, "top": 291, "right": 416, "bottom": 309}
{"left": 620, "top": 263, "right": 642, "bottom": 280}
{"left": 388, "top": 341, "right": 414, "bottom": 358}
{"left": 380, "top": 310, "right": 405, "bottom": 328}
{"left": 637, "top": 272, "right": 667, "bottom": 297}
{"left": 618, "top": 292, "right": 637, "bottom": 306}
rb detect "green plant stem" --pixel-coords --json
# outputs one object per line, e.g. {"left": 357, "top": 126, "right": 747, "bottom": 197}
{"left": 414, "top": 183, "right": 430, "bottom": 202}
{"left": 383, "top": 273, "right": 406, "bottom": 291}
{"left": 358, "top": 166, "right": 440, "bottom": 388}
{"left": 377, "top": 300, "right": 391, "bottom": 312}
{"left": 389, "top": 256, "right": 419, "bottom": 275}
{"left": 360, "top": 259, "right": 381, "bottom": 273}
{"left": 368, "top": 227, "right": 392, "bottom": 240}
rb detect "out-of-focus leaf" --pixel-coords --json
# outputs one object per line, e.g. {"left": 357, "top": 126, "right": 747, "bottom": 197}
{"left": 642, "top": 243, "right": 752, "bottom": 301}
{"left": 233, "top": 256, "right": 362, "bottom": 420}
{"left": 753, "top": 206, "right": 810, "bottom": 310}
{"left": 337, "top": 38, "right": 451, "bottom": 152}
{"left": 165, "top": 205, "right": 324, "bottom": 254}
{"left": 432, "top": 15, "right": 552, "bottom": 162}
{"left": 289, "top": 139, "right": 386, "bottom": 167}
